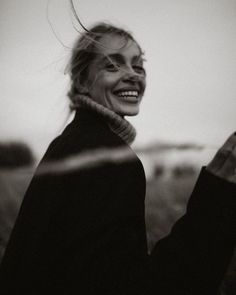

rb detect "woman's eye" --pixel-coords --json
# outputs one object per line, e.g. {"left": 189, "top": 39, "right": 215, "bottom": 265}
{"left": 133, "top": 65, "right": 145, "bottom": 74}
{"left": 105, "top": 63, "right": 120, "bottom": 72}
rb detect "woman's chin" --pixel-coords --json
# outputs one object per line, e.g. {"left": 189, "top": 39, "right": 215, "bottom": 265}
{"left": 124, "top": 109, "right": 139, "bottom": 117}
{"left": 117, "top": 106, "right": 140, "bottom": 117}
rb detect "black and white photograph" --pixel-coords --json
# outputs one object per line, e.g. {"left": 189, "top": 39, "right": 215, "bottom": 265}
{"left": 0, "top": 0, "right": 236, "bottom": 294}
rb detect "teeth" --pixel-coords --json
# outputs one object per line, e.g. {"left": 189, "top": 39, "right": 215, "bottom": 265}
{"left": 116, "top": 91, "right": 139, "bottom": 97}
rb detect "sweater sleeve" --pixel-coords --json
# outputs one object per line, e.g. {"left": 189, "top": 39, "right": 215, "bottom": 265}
{"left": 149, "top": 167, "right": 236, "bottom": 295}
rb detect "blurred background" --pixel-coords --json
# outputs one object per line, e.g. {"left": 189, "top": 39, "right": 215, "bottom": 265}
{"left": 1, "top": 0, "right": 236, "bottom": 294}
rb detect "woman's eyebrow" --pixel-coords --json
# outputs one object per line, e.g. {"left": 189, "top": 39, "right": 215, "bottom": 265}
{"left": 99, "top": 53, "right": 146, "bottom": 64}
{"left": 101, "top": 53, "right": 125, "bottom": 64}
{"left": 132, "top": 54, "right": 146, "bottom": 63}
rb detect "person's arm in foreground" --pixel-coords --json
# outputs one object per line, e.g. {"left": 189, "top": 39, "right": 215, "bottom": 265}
{"left": 150, "top": 133, "right": 236, "bottom": 295}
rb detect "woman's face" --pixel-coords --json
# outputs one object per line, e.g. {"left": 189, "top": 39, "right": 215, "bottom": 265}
{"left": 84, "top": 34, "right": 146, "bottom": 116}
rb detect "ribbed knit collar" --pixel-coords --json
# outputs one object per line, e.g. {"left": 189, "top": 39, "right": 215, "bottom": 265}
{"left": 70, "top": 94, "right": 136, "bottom": 145}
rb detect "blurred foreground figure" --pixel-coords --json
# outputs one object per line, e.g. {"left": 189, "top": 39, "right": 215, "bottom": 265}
{"left": 0, "top": 22, "right": 236, "bottom": 295}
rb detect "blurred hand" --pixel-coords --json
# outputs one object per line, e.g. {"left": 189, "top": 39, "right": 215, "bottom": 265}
{"left": 206, "top": 132, "right": 236, "bottom": 184}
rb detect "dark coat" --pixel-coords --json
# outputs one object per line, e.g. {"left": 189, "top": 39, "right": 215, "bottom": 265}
{"left": 0, "top": 109, "right": 148, "bottom": 295}
{"left": 0, "top": 108, "right": 236, "bottom": 295}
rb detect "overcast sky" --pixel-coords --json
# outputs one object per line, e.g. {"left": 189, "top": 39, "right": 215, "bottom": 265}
{"left": 1, "top": 0, "right": 236, "bottom": 158}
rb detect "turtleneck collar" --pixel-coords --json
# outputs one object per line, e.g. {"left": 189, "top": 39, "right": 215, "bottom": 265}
{"left": 70, "top": 94, "right": 136, "bottom": 145}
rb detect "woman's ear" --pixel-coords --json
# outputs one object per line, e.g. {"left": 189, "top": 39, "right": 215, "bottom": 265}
{"left": 75, "top": 78, "right": 90, "bottom": 95}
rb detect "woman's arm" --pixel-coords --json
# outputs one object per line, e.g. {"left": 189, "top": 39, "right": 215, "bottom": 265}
{"left": 149, "top": 133, "right": 236, "bottom": 295}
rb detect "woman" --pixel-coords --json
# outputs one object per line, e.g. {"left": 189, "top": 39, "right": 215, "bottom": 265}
{"left": 0, "top": 22, "right": 236, "bottom": 295}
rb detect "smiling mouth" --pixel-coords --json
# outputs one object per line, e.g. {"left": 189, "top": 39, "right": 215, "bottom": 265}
{"left": 114, "top": 90, "right": 139, "bottom": 100}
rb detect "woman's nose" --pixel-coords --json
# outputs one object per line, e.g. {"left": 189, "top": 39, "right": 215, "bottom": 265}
{"left": 122, "top": 68, "right": 140, "bottom": 83}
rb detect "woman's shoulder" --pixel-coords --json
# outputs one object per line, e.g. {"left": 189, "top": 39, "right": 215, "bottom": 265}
{"left": 41, "top": 109, "right": 127, "bottom": 162}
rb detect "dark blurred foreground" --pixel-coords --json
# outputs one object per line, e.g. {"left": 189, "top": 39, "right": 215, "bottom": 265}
{"left": 0, "top": 141, "right": 235, "bottom": 294}
{"left": 0, "top": 142, "right": 35, "bottom": 259}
